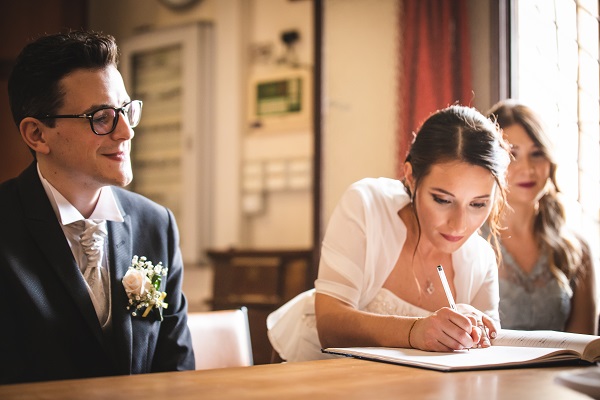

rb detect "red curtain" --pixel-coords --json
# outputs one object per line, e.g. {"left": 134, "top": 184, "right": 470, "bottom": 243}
{"left": 396, "top": 0, "right": 473, "bottom": 178}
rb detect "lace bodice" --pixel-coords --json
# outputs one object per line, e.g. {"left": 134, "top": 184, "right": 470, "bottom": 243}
{"left": 364, "top": 288, "right": 432, "bottom": 318}
{"left": 498, "top": 245, "right": 572, "bottom": 331}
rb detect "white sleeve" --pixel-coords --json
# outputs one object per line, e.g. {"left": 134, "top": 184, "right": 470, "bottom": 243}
{"left": 470, "top": 245, "right": 500, "bottom": 324}
{"left": 453, "top": 235, "right": 500, "bottom": 325}
{"left": 315, "top": 182, "right": 370, "bottom": 308}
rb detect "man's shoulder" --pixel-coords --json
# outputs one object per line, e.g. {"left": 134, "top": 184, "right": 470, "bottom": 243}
{"left": 0, "top": 182, "right": 18, "bottom": 218}
{"left": 0, "top": 173, "right": 27, "bottom": 208}
{"left": 112, "top": 187, "right": 160, "bottom": 206}
{"left": 0, "top": 176, "right": 18, "bottom": 194}
{"left": 111, "top": 187, "right": 170, "bottom": 216}
{"left": 0, "top": 162, "right": 42, "bottom": 199}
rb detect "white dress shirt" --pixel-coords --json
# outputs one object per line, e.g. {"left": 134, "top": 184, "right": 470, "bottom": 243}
{"left": 37, "top": 165, "right": 124, "bottom": 329}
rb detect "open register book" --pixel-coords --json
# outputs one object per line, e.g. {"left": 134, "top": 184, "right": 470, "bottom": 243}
{"left": 322, "top": 329, "right": 600, "bottom": 372}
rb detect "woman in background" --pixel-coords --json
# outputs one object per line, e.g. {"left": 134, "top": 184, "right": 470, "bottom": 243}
{"left": 267, "top": 105, "right": 511, "bottom": 361}
{"left": 487, "top": 100, "right": 597, "bottom": 334}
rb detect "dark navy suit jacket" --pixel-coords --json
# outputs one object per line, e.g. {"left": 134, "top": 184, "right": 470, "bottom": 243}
{"left": 0, "top": 162, "right": 195, "bottom": 383}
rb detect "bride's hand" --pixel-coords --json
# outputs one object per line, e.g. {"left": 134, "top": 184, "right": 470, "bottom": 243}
{"left": 455, "top": 303, "right": 498, "bottom": 348}
{"left": 409, "top": 308, "right": 476, "bottom": 351}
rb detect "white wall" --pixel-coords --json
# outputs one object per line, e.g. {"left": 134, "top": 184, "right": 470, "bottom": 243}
{"left": 88, "top": 0, "right": 216, "bottom": 42}
{"left": 321, "top": 0, "right": 493, "bottom": 225}
{"left": 242, "top": 0, "right": 314, "bottom": 248}
{"left": 322, "top": 0, "right": 399, "bottom": 223}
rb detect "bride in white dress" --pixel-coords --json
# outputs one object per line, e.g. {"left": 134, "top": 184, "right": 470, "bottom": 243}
{"left": 268, "top": 105, "right": 511, "bottom": 362}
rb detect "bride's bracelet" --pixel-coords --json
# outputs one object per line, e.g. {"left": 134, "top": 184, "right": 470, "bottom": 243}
{"left": 407, "top": 317, "right": 422, "bottom": 348}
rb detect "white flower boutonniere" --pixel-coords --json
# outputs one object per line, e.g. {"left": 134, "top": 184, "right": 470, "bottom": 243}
{"left": 123, "top": 255, "right": 169, "bottom": 321}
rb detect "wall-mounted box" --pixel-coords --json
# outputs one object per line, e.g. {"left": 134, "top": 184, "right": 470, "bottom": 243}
{"left": 247, "top": 68, "right": 312, "bottom": 134}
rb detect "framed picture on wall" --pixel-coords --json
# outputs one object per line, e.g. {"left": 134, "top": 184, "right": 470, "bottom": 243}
{"left": 247, "top": 68, "right": 312, "bottom": 134}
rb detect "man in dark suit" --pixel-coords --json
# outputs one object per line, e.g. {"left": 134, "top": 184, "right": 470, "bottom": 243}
{"left": 1, "top": 30, "right": 195, "bottom": 384}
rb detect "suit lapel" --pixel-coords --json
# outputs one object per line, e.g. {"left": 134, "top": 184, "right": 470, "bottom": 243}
{"left": 17, "top": 163, "right": 104, "bottom": 345}
{"left": 108, "top": 208, "right": 134, "bottom": 374}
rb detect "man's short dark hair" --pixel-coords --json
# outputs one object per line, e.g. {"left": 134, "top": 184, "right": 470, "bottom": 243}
{"left": 7, "top": 30, "right": 119, "bottom": 128}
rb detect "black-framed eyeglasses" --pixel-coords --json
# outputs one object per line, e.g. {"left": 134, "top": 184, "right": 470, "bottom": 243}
{"left": 34, "top": 100, "right": 143, "bottom": 135}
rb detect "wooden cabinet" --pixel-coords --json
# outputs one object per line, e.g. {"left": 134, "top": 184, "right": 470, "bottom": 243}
{"left": 207, "top": 248, "right": 314, "bottom": 365}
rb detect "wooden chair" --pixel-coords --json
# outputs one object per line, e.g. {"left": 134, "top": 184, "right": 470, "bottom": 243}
{"left": 187, "top": 307, "right": 253, "bottom": 370}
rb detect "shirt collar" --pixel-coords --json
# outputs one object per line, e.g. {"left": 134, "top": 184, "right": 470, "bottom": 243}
{"left": 37, "top": 164, "right": 125, "bottom": 226}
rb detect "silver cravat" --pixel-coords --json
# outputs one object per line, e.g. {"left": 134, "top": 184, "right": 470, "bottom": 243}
{"left": 79, "top": 219, "right": 109, "bottom": 324}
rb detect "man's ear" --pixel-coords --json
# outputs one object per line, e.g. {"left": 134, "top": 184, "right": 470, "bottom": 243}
{"left": 20, "top": 117, "right": 50, "bottom": 155}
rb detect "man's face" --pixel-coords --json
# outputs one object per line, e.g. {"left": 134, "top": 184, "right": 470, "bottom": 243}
{"left": 39, "top": 65, "right": 135, "bottom": 196}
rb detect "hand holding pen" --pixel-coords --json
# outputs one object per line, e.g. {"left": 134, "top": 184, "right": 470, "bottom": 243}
{"left": 437, "top": 265, "right": 493, "bottom": 349}
{"left": 405, "top": 265, "right": 497, "bottom": 352}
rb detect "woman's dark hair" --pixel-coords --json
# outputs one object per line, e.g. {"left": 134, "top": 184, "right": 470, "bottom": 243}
{"left": 487, "top": 99, "right": 589, "bottom": 290}
{"left": 403, "top": 105, "right": 511, "bottom": 256}
{"left": 8, "top": 30, "right": 119, "bottom": 128}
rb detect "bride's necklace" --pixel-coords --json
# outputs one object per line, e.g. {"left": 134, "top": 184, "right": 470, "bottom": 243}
{"left": 416, "top": 246, "right": 436, "bottom": 295}
{"left": 424, "top": 275, "right": 435, "bottom": 295}
{"left": 401, "top": 207, "right": 436, "bottom": 297}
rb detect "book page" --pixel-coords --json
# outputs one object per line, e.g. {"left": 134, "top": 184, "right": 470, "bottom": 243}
{"left": 493, "top": 329, "right": 598, "bottom": 356}
{"left": 323, "top": 346, "right": 579, "bottom": 371}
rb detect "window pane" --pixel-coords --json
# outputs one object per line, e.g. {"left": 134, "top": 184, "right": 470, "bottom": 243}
{"left": 514, "top": 0, "right": 599, "bottom": 258}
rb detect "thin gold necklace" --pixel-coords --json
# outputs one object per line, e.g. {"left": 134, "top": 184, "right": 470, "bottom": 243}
{"left": 402, "top": 206, "right": 435, "bottom": 298}
{"left": 415, "top": 245, "right": 436, "bottom": 296}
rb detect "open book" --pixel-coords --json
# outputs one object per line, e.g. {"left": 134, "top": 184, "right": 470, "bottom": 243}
{"left": 322, "top": 329, "right": 600, "bottom": 372}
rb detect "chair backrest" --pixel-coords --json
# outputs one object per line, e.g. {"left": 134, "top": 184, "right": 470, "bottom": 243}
{"left": 187, "top": 307, "right": 253, "bottom": 370}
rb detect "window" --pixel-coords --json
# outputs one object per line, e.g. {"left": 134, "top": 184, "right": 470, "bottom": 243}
{"left": 512, "top": 0, "right": 599, "bottom": 259}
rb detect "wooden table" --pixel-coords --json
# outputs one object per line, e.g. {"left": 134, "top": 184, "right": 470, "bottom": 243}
{"left": 0, "top": 358, "right": 593, "bottom": 399}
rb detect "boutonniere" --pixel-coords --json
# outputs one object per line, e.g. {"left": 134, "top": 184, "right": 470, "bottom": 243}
{"left": 122, "top": 255, "right": 169, "bottom": 321}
